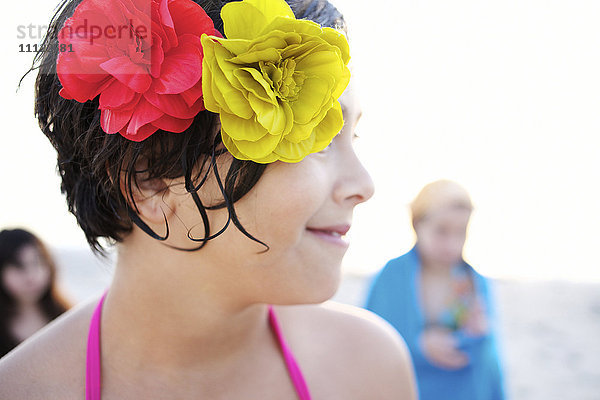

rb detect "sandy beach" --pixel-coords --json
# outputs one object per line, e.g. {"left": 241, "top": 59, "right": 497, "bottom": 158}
{"left": 54, "top": 248, "right": 600, "bottom": 400}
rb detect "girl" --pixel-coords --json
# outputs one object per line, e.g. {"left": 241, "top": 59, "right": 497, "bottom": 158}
{"left": 0, "top": 228, "right": 69, "bottom": 358}
{"left": 0, "top": 0, "right": 417, "bottom": 398}
{"left": 366, "top": 180, "right": 505, "bottom": 400}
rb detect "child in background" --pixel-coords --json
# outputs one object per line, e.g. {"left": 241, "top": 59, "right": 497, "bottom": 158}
{"left": 0, "top": 228, "right": 69, "bottom": 358}
{"left": 366, "top": 180, "right": 505, "bottom": 400}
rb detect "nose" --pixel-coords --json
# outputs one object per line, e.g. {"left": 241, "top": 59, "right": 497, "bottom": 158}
{"left": 333, "top": 149, "right": 375, "bottom": 206}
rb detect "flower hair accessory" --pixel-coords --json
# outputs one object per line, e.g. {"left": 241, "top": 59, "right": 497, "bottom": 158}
{"left": 56, "top": 0, "right": 221, "bottom": 141}
{"left": 57, "top": 0, "right": 351, "bottom": 163}
{"left": 201, "top": 0, "right": 350, "bottom": 163}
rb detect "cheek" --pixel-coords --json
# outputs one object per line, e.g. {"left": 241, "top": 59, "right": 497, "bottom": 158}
{"left": 34, "top": 267, "right": 51, "bottom": 289}
{"left": 206, "top": 183, "right": 319, "bottom": 273}
{"left": 243, "top": 167, "right": 327, "bottom": 251}
{"left": 2, "top": 270, "right": 24, "bottom": 297}
{"left": 431, "top": 235, "right": 465, "bottom": 263}
{"left": 250, "top": 195, "right": 318, "bottom": 261}
{"left": 221, "top": 169, "right": 337, "bottom": 301}
{"left": 419, "top": 230, "right": 450, "bottom": 259}
{"left": 417, "top": 228, "right": 435, "bottom": 250}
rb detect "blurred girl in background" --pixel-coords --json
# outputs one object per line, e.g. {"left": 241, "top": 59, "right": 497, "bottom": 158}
{"left": 0, "top": 228, "right": 69, "bottom": 358}
{"left": 366, "top": 180, "right": 505, "bottom": 400}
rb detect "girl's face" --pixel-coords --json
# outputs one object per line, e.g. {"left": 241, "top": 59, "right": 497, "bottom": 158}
{"left": 1, "top": 245, "right": 51, "bottom": 305}
{"left": 415, "top": 207, "right": 472, "bottom": 268}
{"left": 174, "top": 81, "right": 375, "bottom": 304}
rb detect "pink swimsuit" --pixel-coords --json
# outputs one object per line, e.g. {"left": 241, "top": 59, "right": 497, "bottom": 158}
{"left": 86, "top": 293, "right": 311, "bottom": 399}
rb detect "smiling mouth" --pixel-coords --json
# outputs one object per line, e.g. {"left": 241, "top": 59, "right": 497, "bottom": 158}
{"left": 306, "top": 227, "right": 350, "bottom": 247}
{"left": 307, "top": 228, "right": 345, "bottom": 237}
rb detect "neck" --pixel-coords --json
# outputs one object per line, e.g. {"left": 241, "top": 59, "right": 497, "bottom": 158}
{"left": 101, "top": 240, "right": 270, "bottom": 373}
{"left": 15, "top": 300, "right": 42, "bottom": 314}
{"left": 417, "top": 249, "right": 457, "bottom": 276}
{"left": 421, "top": 261, "right": 452, "bottom": 276}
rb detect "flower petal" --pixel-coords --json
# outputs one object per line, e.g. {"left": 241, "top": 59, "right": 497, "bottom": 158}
{"left": 180, "top": 82, "right": 203, "bottom": 107}
{"left": 100, "top": 104, "right": 136, "bottom": 134}
{"left": 227, "top": 47, "right": 281, "bottom": 65}
{"left": 100, "top": 56, "right": 152, "bottom": 93}
{"left": 284, "top": 119, "right": 317, "bottom": 143}
{"left": 200, "top": 36, "right": 219, "bottom": 112}
{"left": 221, "top": 132, "right": 279, "bottom": 163}
{"left": 150, "top": 33, "right": 165, "bottom": 78}
{"left": 127, "top": 96, "right": 164, "bottom": 134}
{"left": 151, "top": 114, "right": 194, "bottom": 133}
{"left": 154, "top": 34, "right": 203, "bottom": 94}
{"left": 290, "top": 75, "right": 334, "bottom": 124}
{"left": 168, "top": 0, "right": 219, "bottom": 37}
{"left": 296, "top": 49, "right": 343, "bottom": 77}
{"left": 220, "top": 112, "right": 268, "bottom": 142}
{"left": 216, "top": 38, "right": 251, "bottom": 56}
{"left": 321, "top": 27, "right": 351, "bottom": 64}
{"left": 57, "top": 51, "right": 111, "bottom": 102}
{"left": 222, "top": 126, "right": 282, "bottom": 160}
{"left": 274, "top": 133, "right": 316, "bottom": 162}
{"left": 99, "top": 80, "right": 137, "bottom": 108}
{"left": 221, "top": 2, "right": 269, "bottom": 40}
{"left": 246, "top": 0, "right": 294, "bottom": 20}
{"left": 143, "top": 90, "right": 204, "bottom": 119}
{"left": 119, "top": 121, "right": 158, "bottom": 142}
{"left": 246, "top": 95, "right": 291, "bottom": 136}
{"left": 264, "top": 16, "right": 321, "bottom": 38}
{"left": 233, "top": 68, "right": 277, "bottom": 105}
{"left": 310, "top": 99, "right": 344, "bottom": 152}
{"left": 208, "top": 45, "right": 254, "bottom": 118}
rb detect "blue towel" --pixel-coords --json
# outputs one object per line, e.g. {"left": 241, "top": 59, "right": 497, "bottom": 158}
{"left": 365, "top": 245, "right": 506, "bottom": 400}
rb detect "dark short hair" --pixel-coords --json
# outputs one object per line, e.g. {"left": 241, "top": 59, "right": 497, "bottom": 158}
{"left": 28, "top": 0, "right": 347, "bottom": 254}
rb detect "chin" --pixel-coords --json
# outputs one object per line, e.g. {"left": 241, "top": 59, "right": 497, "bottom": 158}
{"left": 273, "top": 261, "right": 343, "bottom": 305}
{"left": 303, "top": 263, "right": 343, "bottom": 304}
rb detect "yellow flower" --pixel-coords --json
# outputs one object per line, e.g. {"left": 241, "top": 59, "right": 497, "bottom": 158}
{"left": 201, "top": 0, "right": 350, "bottom": 163}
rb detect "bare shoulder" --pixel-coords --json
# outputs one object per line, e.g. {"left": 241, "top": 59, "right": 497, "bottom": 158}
{"left": 273, "top": 302, "right": 417, "bottom": 400}
{"left": 0, "top": 297, "right": 98, "bottom": 400}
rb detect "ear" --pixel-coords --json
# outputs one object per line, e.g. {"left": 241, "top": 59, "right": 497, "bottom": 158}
{"left": 118, "top": 161, "right": 174, "bottom": 225}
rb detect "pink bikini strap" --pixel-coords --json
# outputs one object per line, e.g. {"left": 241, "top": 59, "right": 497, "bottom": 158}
{"left": 86, "top": 298, "right": 311, "bottom": 400}
{"left": 85, "top": 292, "right": 106, "bottom": 400}
{"left": 268, "top": 305, "right": 312, "bottom": 400}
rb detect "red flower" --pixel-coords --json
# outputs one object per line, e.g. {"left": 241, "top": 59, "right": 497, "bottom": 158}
{"left": 57, "top": 0, "right": 220, "bottom": 141}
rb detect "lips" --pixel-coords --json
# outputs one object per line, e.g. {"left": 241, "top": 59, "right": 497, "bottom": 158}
{"left": 306, "top": 224, "right": 351, "bottom": 236}
{"left": 306, "top": 224, "right": 351, "bottom": 248}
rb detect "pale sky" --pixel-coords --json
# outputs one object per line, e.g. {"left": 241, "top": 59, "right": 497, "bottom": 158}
{"left": 1, "top": 0, "right": 599, "bottom": 282}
